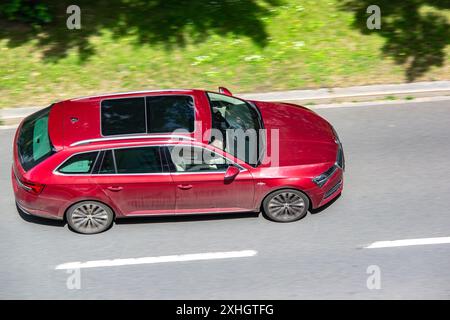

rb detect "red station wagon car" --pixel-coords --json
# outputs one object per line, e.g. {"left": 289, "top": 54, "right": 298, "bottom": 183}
{"left": 12, "top": 88, "right": 344, "bottom": 234}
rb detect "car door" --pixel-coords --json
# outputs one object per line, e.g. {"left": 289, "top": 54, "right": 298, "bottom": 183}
{"left": 92, "top": 147, "right": 176, "bottom": 216}
{"left": 162, "top": 145, "right": 255, "bottom": 214}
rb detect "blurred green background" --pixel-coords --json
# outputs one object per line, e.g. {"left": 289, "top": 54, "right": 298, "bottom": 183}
{"left": 0, "top": 0, "right": 449, "bottom": 108}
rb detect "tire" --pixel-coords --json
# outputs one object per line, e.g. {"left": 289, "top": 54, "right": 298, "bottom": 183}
{"left": 262, "top": 189, "right": 309, "bottom": 222}
{"left": 66, "top": 201, "right": 114, "bottom": 234}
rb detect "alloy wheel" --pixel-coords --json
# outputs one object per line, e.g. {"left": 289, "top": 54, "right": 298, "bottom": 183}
{"left": 265, "top": 190, "right": 308, "bottom": 222}
{"left": 67, "top": 201, "right": 113, "bottom": 234}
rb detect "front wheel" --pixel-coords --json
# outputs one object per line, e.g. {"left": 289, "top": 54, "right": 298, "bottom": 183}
{"left": 66, "top": 201, "right": 114, "bottom": 234}
{"left": 263, "top": 189, "right": 309, "bottom": 222}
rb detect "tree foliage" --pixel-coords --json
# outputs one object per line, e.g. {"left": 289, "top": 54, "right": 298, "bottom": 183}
{"left": 0, "top": 0, "right": 52, "bottom": 24}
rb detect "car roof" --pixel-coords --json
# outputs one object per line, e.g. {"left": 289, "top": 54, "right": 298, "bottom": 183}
{"left": 47, "top": 89, "right": 209, "bottom": 150}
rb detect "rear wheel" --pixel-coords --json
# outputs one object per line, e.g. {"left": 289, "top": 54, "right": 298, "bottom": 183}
{"left": 66, "top": 201, "right": 114, "bottom": 234}
{"left": 263, "top": 189, "right": 309, "bottom": 222}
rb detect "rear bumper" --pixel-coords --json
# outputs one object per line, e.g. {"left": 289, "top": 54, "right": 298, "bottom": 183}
{"left": 12, "top": 167, "right": 63, "bottom": 221}
{"left": 16, "top": 201, "right": 63, "bottom": 220}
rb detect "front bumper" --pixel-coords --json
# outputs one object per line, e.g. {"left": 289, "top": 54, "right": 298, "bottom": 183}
{"left": 315, "top": 168, "right": 343, "bottom": 208}
{"left": 316, "top": 129, "right": 344, "bottom": 207}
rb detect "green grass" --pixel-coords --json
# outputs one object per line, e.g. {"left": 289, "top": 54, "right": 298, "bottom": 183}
{"left": 0, "top": 0, "right": 449, "bottom": 108}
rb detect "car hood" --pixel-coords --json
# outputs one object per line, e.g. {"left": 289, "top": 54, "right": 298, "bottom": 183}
{"left": 254, "top": 101, "right": 337, "bottom": 167}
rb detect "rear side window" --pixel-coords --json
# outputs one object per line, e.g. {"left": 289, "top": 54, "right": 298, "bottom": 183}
{"left": 99, "top": 150, "right": 116, "bottom": 174}
{"left": 114, "top": 147, "right": 162, "bottom": 174}
{"left": 146, "top": 95, "right": 194, "bottom": 133}
{"left": 58, "top": 152, "right": 98, "bottom": 174}
{"left": 101, "top": 97, "right": 146, "bottom": 136}
{"left": 17, "top": 106, "right": 56, "bottom": 171}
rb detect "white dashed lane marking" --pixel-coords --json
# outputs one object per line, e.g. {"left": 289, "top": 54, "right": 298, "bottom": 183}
{"left": 55, "top": 250, "right": 258, "bottom": 270}
{"left": 365, "top": 237, "right": 450, "bottom": 249}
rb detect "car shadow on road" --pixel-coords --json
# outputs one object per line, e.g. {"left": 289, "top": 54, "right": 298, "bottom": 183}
{"left": 16, "top": 204, "right": 66, "bottom": 227}
{"left": 115, "top": 211, "right": 261, "bottom": 225}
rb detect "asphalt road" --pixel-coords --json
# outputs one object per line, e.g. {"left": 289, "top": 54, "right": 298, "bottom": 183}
{"left": 1, "top": 99, "right": 450, "bottom": 299}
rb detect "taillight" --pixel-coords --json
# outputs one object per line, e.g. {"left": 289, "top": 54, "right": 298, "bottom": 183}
{"left": 14, "top": 171, "right": 45, "bottom": 194}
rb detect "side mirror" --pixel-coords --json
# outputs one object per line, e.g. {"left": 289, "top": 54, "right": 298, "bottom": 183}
{"left": 224, "top": 165, "right": 240, "bottom": 182}
{"left": 218, "top": 87, "right": 233, "bottom": 96}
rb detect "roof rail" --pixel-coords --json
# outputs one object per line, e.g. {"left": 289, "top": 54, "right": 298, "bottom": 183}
{"left": 70, "top": 135, "right": 195, "bottom": 147}
{"left": 71, "top": 89, "right": 191, "bottom": 101}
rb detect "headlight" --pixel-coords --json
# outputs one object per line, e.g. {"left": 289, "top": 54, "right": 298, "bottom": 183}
{"left": 312, "top": 164, "right": 338, "bottom": 187}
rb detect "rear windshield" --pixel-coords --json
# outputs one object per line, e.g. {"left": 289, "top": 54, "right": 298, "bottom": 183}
{"left": 17, "top": 106, "right": 55, "bottom": 171}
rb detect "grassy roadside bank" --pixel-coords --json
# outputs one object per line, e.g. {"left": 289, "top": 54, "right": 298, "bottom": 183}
{"left": 0, "top": 0, "right": 449, "bottom": 108}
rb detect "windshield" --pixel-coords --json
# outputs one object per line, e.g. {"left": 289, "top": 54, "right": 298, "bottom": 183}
{"left": 207, "top": 92, "right": 263, "bottom": 166}
{"left": 17, "top": 106, "right": 55, "bottom": 171}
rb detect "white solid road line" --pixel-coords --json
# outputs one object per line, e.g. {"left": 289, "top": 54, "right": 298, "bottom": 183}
{"left": 311, "top": 95, "right": 450, "bottom": 110}
{"left": 55, "top": 250, "right": 258, "bottom": 270}
{"left": 365, "top": 237, "right": 450, "bottom": 249}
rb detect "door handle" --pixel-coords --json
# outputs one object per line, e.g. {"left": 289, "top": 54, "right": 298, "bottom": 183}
{"left": 107, "top": 186, "right": 123, "bottom": 192}
{"left": 177, "top": 184, "right": 193, "bottom": 190}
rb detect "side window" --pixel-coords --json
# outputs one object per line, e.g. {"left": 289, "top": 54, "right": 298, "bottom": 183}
{"left": 58, "top": 152, "right": 98, "bottom": 174}
{"left": 146, "top": 95, "right": 194, "bottom": 133}
{"left": 166, "top": 146, "right": 231, "bottom": 173}
{"left": 101, "top": 97, "right": 146, "bottom": 136}
{"left": 114, "top": 147, "right": 162, "bottom": 174}
{"left": 99, "top": 150, "right": 116, "bottom": 174}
